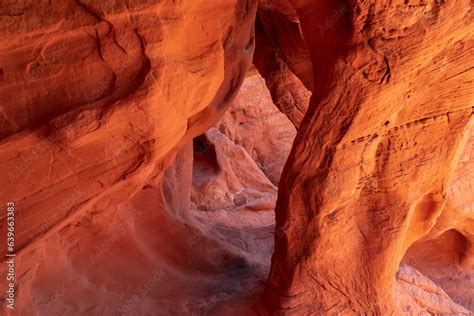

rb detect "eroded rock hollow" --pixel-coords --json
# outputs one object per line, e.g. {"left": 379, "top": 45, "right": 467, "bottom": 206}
{"left": 0, "top": 0, "right": 472, "bottom": 315}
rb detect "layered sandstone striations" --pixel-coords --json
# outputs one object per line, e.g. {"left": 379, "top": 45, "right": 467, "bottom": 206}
{"left": 215, "top": 71, "right": 296, "bottom": 185}
{"left": 0, "top": 0, "right": 472, "bottom": 315}
{"left": 253, "top": 2, "right": 312, "bottom": 128}
{"left": 259, "top": 0, "right": 473, "bottom": 314}
{"left": 402, "top": 128, "right": 474, "bottom": 310}
{"left": 0, "top": 0, "right": 259, "bottom": 314}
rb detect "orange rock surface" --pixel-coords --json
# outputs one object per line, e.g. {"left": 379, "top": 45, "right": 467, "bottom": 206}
{"left": 253, "top": 5, "right": 312, "bottom": 128}
{"left": 0, "top": 0, "right": 259, "bottom": 314}
{"left": 0, "top": 0, "right": 472, "bottom": 315}
{"left": 258, "top": 0, "right": 473, "bottom": 314}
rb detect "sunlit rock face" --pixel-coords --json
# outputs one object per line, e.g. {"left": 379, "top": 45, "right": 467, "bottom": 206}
{"left": 402, "top": 128, "right": 474, "bottom": 311}
{"left": 258, "top": 0, "right": 473, "bottom": 314}
{"left": 214, "top": 71, "right": 297, "bottom": 186}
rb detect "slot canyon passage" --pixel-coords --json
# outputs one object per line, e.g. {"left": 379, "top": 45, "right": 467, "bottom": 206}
{"left": 0, "top": 0, "right": 473, "bottom": 315}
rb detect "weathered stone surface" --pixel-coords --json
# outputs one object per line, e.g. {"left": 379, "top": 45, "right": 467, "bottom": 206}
{"left": 395, "top": 264, "right": 471, "bottom": 315}
{"left": 403, "top": 129, "right": 474, "bottom": 311}
{"left": 0, "top": 0, "right": 257, "bottom": 254}
{"left": 191, "top": 127, "right": 277, "bottom": 212}
{"left": 259, "top": 0, "right": 473, "bottom": 314}
{"left": 217, "top": 72, "right": 297, "bottom": 185}
{"left": 253, "top": 4, "right": 312, "bottom": 128}
{"left": 0, "top": 0, "right": 472, "bottom": 315}
{"left": 191, "top": 71, "right": 296, "bottom": 212}
{"left": 0, "top": 0, "right": 258, "bottom": 314}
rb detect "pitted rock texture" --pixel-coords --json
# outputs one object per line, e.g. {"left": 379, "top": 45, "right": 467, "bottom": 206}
{"left": 395, "top": 264, "right": 471, "bottom": 315}
{"left": 216, "top": 71, "right": 297, "bottom": 185}
{"left": 0, "top": 0, "right": 257, "bottom": 255}
{"left": 191, "top": 127, "right": 277, "bottom": 213}
{"left": 253, "top": 5, "right": 312, "bottom": 128}
{"left": 0, "top": 0, "right": 472, "bottom": 315}
{"left": 0, "top": 0, "right": 258, "bottom": 314}
{"left": 403, "top": 129, "right": 474, "bottom": 311}
{"left": 191, "top": 71, "right": 296, "bottom": 212}
{"left": 259, "top": 0, "right": 473, "bottom": 314}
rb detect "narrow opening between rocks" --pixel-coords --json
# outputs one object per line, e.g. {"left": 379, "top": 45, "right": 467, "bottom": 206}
{"left": 187, "top": 68, "right": 298, "bottom": 311}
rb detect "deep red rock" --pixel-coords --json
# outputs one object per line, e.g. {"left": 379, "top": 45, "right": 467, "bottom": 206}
{"left": 258, "top": 0, "right": 473, "bottom": 314}
{"left": 0, "top": 1, "right": 259, "bottom": 314}
{"left": 0, "top": 0, "right": 472, "bottom": 315}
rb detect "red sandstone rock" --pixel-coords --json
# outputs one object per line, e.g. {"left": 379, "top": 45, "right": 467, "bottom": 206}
{"left": 191, "top": 71, "right": 296, "bottom": 213}
{"left": 217, "top": 72, "right": 296, "bottom": 185}
{"left": 0, "top": 0, "right": 258, "bottom": 314}
{"left": 259, "top": 0, "right": 473, "bottom": 314}
{"left": 191, "top": 127, "right": 277, "bottom": 212}
{"left": 0, "top": 0, "right": 257, "bottom": 253}
{"left": 403, "top": 128, "right": 474, "bottom": 311}
{"left": 253, "top": 6, "right": 312, "bottom": 128}
{"left": 0, "top": 0, "right": 472, "bottom": 315}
